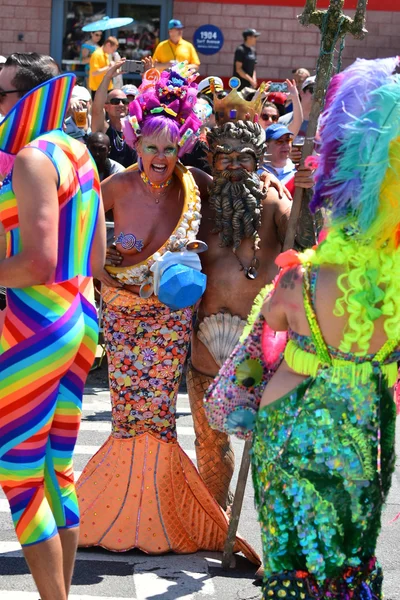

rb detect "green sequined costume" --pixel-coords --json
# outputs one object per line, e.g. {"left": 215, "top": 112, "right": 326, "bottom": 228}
{"left": 251, "top": 267, "right": 397, "bottom": 599}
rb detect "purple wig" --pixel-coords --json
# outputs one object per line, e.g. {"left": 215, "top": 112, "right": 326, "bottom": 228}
{"left": 123, "top": 112, "right": 198, "bottom": 158}
{"left": 140, "top": 115, "right": 180, "bottom": 145}
{"left": 122, "top": 64, "right": 202, "bottom": 158}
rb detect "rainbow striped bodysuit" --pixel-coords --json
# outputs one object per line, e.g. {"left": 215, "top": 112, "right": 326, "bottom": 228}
{"left": 0, "top": 130, "right": 100, "bottom": 546}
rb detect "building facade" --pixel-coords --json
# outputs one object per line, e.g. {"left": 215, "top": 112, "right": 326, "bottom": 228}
{"left": 0, "top": 0, "right": 398, "bottom": 81}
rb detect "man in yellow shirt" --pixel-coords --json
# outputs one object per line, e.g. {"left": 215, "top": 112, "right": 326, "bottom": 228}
{"left": 89, "top": 36, "right": 119, "bottom": 93}
{"left": 153, "top": 19, "right": 200, "bottom": 71}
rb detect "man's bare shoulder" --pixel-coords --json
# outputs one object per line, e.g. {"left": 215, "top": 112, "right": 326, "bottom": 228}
{"left": 14, "top": 147, "right": 59, "bottom": 185}
{"left": 262, "top": 184, "right": 291, "bottom": 213}
{"left": 263, "top": 186, "right": 292, "bottom": 214}
{"left": 188, "top": 167, "right": 212, "bottom": 193}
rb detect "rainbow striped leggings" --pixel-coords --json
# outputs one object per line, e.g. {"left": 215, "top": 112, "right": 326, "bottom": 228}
{"left": 0, "top": 276, "right": 98, "bottom": 546}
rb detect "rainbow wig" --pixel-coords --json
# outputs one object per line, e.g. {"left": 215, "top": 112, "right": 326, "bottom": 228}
{"left": 122, "top": 63, "right": 202, "bottom": 158}
{"left": 302, "top": 56, "right": 400, "bottom": 354}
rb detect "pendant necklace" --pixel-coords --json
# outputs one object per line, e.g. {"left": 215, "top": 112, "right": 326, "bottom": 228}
{"left": 233, "top": 249, "right": 260, "bottom": 280}
{"left": 140, "top": 171, "right": 173, "bottom": 204}
{"left": 233, "top": 231, "right": 262, "bottom": 280}
{"left": 113, "top": 129, "right": 125, "bottom": 153}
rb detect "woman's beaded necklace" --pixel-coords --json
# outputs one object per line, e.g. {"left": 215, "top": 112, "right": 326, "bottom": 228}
{"left": 140, "top": 171, "right": 173, "bottom": 189}
{"left": 140, "top": 171, "right": 173, "bottom": 203}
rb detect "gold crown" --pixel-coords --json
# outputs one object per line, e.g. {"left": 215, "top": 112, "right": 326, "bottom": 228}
{"left": 210, "top": 77, "right": 266, "bottom": 125}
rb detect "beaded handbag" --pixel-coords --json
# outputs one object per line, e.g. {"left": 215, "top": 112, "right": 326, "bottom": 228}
{"left": 204, "top": 312, "right": 287, "bottom": 439}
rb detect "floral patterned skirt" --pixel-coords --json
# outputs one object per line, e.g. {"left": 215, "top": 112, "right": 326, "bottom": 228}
{"left": 101, "top": 287, "right": 193, "bottom": 440}
{"left": 252, "top": 371, "right": 396, "bottom": 598}
{"left": 77, "top": 287, "right": 260, "bottom": 562}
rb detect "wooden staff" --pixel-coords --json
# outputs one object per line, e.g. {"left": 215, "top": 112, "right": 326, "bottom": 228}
{"left": 222, "top": 439, "right": 252, "bottom": 569}
{"left": 284, "top": 0, "right": 368, "bottom": 251}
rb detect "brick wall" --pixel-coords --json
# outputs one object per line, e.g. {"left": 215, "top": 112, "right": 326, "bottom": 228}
{"left": 0, "top": 0, "right": 397, "bottom": 81}
{"left": 0, "top": 0, "right": 51, "bottom": 58}
{"left": 174, "top": 1, "right": 400, "bottom": 80}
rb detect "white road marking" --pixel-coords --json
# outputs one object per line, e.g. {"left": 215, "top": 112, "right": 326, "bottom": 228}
{"left": 79, "top": 421, "right": 194, "bottom": 435}
{"left": 0, "top": 548, "right": 215, "bottom": 599}
{"left": 0, "top": 541, "right": 133, "bottom": 562}
{"left": 82, "top": 388, "right": 191, "bottom": 414}
{"left": 0, "top": 593, "right": 119, "bottom": 600}
{"left": 76, "top": 421, "right": 119, "bottom": 432}
{"left": 75, "top": 444, "right": 106, "bottom": 454}
{"left": 133, "top": 554, "right": 214, "bottom": 599}
{"left": 0, "top": 542, "right": 217, "bottom": 568}
{"left": 82, "top": 400, "right": 191, "bottom": 416}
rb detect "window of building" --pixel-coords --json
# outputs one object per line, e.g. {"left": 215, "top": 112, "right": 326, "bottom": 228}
{"left": 62, "top": 2, "right": 107, "bottom": 73}
{"left": 61, "top": 1, "right": 160, "bottom": 77}
{"left": 115, "top": 4, "right": 160, "bottom": 60}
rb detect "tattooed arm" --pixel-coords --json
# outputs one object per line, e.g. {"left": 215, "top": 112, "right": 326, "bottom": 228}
{"left": 262, "top": 266, "right": 302, "bottom": 331}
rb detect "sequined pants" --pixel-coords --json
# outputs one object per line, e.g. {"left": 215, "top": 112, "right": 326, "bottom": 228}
{"left": 252, "top": 372, "right": 396, "bottom": 598}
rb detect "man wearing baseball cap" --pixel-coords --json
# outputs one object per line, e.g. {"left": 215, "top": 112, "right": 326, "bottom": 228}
{"left": 233, "top": 28, "right": 260, "bottom": 90}
{"left": 153, "top": 19, "right": 200, "bottom": 71}
{"left": 259, "top": 124, "right": 297, "bottom": 194}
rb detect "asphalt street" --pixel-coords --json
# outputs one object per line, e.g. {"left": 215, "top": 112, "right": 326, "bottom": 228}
{"left": 0, "top": 384, "right": 399, "bottom": 599}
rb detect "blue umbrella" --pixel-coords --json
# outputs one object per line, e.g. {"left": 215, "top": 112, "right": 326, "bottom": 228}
{"left": 82, "top": 16, "right": 134, "bottom": 32}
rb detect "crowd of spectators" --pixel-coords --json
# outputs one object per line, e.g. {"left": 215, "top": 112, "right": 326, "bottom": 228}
{"left": 0, "top": 22, "right": 317, "bottom": 209}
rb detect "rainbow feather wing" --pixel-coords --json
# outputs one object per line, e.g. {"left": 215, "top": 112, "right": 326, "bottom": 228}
{"left": 311, "top": 56, "right": 399, "bottom": 218}
{"left": 327, "top": 79, "right": 400, "bottom": 231}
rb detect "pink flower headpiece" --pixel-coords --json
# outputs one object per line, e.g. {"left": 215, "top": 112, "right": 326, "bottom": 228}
{"left": 122, "top": 62, "right": 202, "bottom": 157}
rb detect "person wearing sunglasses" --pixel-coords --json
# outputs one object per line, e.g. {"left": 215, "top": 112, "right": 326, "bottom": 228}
{"left": 259, "top": 124, "right": 297, "bottom": 195}
{"left": 91, "top": 61, "right": 137, "bottom": 168}
{"left": 261, "top": 79, "right": 303, "bottom": 138}
{"left": 80, "top": 31, "right": 102, "bottom": 87}
{"left": 259, "top": 101, "right": 280, "bottom": 130}
{"left": 0, "top": 52, "right": 106, "bottom": 600}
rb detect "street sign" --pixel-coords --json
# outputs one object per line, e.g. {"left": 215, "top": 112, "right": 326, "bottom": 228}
{"left": 193, "top": 25, "right": 224, "bottom": 56}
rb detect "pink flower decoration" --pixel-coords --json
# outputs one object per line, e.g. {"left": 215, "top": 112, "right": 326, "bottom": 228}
{"left": 304, "top": 155, "right": 319, "bottom": 170}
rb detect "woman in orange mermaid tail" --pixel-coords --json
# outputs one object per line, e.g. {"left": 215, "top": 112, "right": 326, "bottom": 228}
{"left": 77, "top": 63, "right": 260, "bottom": 565}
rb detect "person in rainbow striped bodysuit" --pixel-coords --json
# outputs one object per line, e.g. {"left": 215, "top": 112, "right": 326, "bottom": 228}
{"left": 0, "top": 54, "right": 107, "bottom": 600}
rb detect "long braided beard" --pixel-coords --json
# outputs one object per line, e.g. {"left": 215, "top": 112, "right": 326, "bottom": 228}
{"left": 209, "top": 167, "right": 264, "bottom": 250}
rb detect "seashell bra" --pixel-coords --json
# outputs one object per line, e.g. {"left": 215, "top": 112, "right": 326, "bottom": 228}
{"left": 106, "top": 162, "right": 202, "bottom": 287}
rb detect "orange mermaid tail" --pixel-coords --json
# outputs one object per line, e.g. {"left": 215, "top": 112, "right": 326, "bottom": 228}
{"left": 77, "top": 433, "right": 260, "bottom": 565}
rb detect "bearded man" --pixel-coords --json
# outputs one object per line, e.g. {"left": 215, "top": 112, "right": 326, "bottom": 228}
{"left": 187, "top": 118, "right": 293, "bottom": 509}
{"left": 102, "top": 76, "right": 315, "bottom": 510}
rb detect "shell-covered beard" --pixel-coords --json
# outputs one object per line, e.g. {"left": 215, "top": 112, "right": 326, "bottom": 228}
{"left": 209, "top": 166, "right": 264, "bottom": 250}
